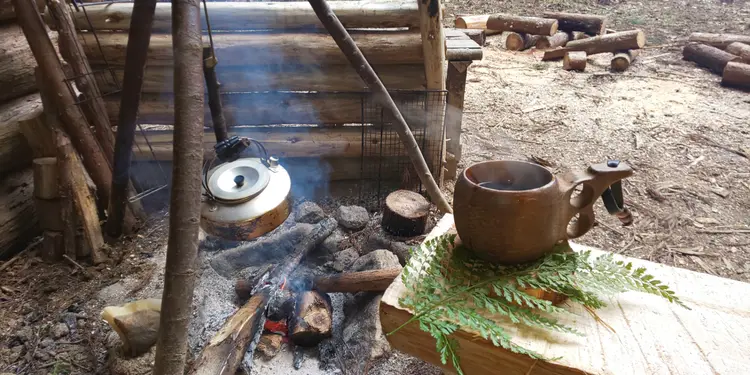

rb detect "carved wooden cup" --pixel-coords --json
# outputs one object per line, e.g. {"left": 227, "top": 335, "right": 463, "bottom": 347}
{"left": 453, "top": 160, "right": 633, "bottom": 264}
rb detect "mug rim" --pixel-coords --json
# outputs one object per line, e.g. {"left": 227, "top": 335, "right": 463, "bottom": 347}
{"left": 461, "top": 160, "right": 556, "bottom": 193}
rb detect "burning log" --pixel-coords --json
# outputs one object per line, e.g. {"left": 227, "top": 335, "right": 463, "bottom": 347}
{"left": 541, "top": 12, "right": 607, "bottom": 35}
{"left": 189, "top": 218, "right": 336, "bottom": 375}
{"left": 289, "top": 290, "right": 333, "bottom": 347}
{"left": 313, "top": 268, "right": 401, "bottom": 293}
{"left": 683, "top": 43, "right": 739, "bottom": 75}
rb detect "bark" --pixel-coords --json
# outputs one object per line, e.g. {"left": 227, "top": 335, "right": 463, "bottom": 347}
{"left": 313, "top": 268, "right": 401, "bottom": 293}
{"left": 306, "top": 0, "right": 452, "bottom": 214}
{"left": 504, "top": 32, "right": 540, "bottom": 51}
{"left": 106, "top": 0, "right": 157, "bottom": 238}
{"left": 563, "top": 51, "right": 587, "bottom": 71}
{"left": 542, "top": 12, "right": 606, "bottom": 35}
{"left": 13, "top": 0, "right": 113, "bottom": 209}
{"left": 47, "top": 1, "right": 420, "bottom": 32}
{"left": 722, "top": 62, "right": 750, "bottom": 90}
{"left": 0, "top": 169, "right": 39, "bottom": 260}
{"left": 486, "top": 14, "right": 558, "bottom": 36}
{"left": 0, "top": 94, "right": 41, "bottom": 174}
{"left": 32, "top": 157, "right": 58, "bottom": 200}
{"left": 611, "top": 49, "right": 640, "bottom": 72}
{"left": 683, "top": 43, "right": 739, "bottom": 75}
{"left": 542, "top": 29, "right": 645, "bottom": 60}
{"left": 535, "top": 31, "right": 570, "bottom": 50}
{"left": 78, "top": 31, "right": 425, "bottom": 66}
{"left": 382, "top": 190, "right": 430, "bottom": 236}
{"left": 726, "top": 42, "right": 750, "bottom": 63}
{"left": 151, "top": 0, "right": 204, "bottom": 373}
{"left": 688, "top": 33, "right": 750, "bottom": 50}
{"left": 0, "top": 24, "right": 53, "bottom": 104}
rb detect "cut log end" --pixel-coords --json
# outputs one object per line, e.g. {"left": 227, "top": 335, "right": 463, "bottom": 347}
{"left": 382, "top": 190, "right": 430, "bottom": 237}
{"left": 289, "top": 290, "right": 333, "bottom": 347}
{"left": 33, "top": 157, "right": 59, "bottom": 200}
{"left": 726, "top": 42, "right": 750, "bottom": 63}
{"left": 611, "top": 50, "right": 640, "bottom": 72}
{"left": 505, "top": 32, "right": 525, "bottom": 51}
{"left": 563, "top": 51, "right": 587, "bottom": 71}
{"left": 722, "top": 62, "right": 750, "bottom": 91}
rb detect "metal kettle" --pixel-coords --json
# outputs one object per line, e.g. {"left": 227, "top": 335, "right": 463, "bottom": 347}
{"left": 200, "top": 136, "right": 291, "bottom": 241}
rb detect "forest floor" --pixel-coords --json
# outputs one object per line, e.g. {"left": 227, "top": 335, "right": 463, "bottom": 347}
{"left": 2, "top": 0, "right": 749, "bottom": 374}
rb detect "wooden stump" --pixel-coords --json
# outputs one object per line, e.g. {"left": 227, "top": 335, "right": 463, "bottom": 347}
{"left": 486, "top": 14, "right": 558, "bottom": 36}
{"left": 563, "top": 51, "right": 587, "bottom": 71}
{"left": 683, "top": 43, "right": 739, "bottom": 75}
{"left": 289, "top": 290, "right": 333, "bottom": 347}
{"left": 722, "top": 62, "right": 750, "bottom": 90}
{"left": 382, "top": 190, "right": 430, "bottom": 237}
{"left": 726, "top": 42, "right": 750, "bottom": 63}
{"left": 542, "top": 12, "right": 606, "bottom": 35}
{"left": 611, "top": 50, "right": 640, "bottom": 72}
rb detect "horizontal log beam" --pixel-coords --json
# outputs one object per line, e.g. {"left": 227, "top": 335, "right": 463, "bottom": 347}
{"left": 93, "top": 64, "right": 427, "bottom": 93}
{"left": 0, "top": 94, "right": 42, "bottom": 174}
{"left": 44, "top": 1, "right": 420, "bottom": 32}
{"left": 79, "top": 31, "right": 425, "bottom": 66}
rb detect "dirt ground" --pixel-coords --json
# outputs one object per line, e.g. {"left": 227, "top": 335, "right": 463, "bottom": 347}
{"left": 2, "top": 0, "right": 750, "bottom": 374}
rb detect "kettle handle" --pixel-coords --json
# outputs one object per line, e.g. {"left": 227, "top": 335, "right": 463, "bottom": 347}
{"left": 558, "top": 161, "right": 633, "bottom": 239}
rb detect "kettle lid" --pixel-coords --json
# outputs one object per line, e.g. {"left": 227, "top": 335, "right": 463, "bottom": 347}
{"left": 206, "top": 158, "right": 270, "bottom": 202}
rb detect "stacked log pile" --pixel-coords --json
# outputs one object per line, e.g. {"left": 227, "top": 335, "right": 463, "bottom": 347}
{"left": 455, "top": 12, "right": 646, "bottom": 73}
{"left": 683, "top": 33, "right": 750, "bottom": 91}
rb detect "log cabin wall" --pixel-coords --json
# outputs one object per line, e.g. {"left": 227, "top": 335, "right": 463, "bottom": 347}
{"left": 0, "top": 0, "right": 54, "bottom": 259}
{"left": 40, "top": 0, "right": 482, "bottom": 190}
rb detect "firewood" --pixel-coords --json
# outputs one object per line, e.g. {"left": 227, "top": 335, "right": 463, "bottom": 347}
{"left": 289, "top": 290, "right": 333, "bottom": 347}
{"left": 722, "top": 62, "right": 750, "bottom": 90}
{"left": 313, "top": 268, "right": 401, "bottom": 293}
{"left": 33, "top": 157, "right": 59, "bottom": 200}
{"left": 382, "top": 190, "right": 430, "bottom": 237}
{"left": 726, "top": 42, "right": 750, "bottom": 63}
{"left": 542, "top": 12, "right": 606, "bottom": 35}
{"left": 505, "top": 32, "right": 541, "bottom": 51}
{"left": 611, "top": 50, "right": 641, "bottom": 72}
{"left": 688, "top": 33, "right": 750, "bottom": 50}
{"left": 563, "top": 51, "right": 587, "bottom": 71}
{"left": 568, "top": 31, "right": 590, "bottom": 41}
{"left": 683, "top": 43, "right": 739, "bottom": 75}
{"left": 542, "top": 30, "right": 645, "bottom": 60}
{"left": 486, "top": 14, "right": 558, "bottom": 36}
{"left": 535, "top": 31, "right": 570, "bottom": 50}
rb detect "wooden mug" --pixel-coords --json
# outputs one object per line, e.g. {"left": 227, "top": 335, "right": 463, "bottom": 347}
{"left": 453, "top": 160, "right": 633, "bottom": 264}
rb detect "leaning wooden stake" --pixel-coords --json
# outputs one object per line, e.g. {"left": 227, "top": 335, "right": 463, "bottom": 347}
{"left": 152, "top": 0, "right": 204, "bottom": 374}
{"left": 106, "top": 0, "right": 158, "bottom": 238}
{"left": 307, "top": 0, "right": 452, "bottom": 214}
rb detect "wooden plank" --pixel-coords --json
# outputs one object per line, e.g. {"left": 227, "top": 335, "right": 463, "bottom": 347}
{"left": 93, "top": 64, "right": 427, "bottom": 94}
{"left": 446, "top": 38, "right": 483, "bottom": 61}
{"left": 381, "top": 214, "right": 750, "bottom": 375}
{"left": 44, "top": 1, "right": 420, "bottom": 32}
{"left": 78, "top": 31, "right": 425, "bottom": 67}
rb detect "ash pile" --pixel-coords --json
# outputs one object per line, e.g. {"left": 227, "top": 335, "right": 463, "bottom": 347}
{"left": 187, "top": 198, "right": 440, "bottom": 375}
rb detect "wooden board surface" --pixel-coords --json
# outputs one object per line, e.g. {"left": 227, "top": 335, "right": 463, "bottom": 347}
{"left": 381, "top": 214, "right": 750, "bottom": 375}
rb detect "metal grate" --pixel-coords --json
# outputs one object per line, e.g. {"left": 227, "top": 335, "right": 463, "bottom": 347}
{"left": 359, "top": 90, "right": 447, "bottom": 208}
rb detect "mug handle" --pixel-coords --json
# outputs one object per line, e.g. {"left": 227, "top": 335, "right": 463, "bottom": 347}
{"left": 558, "top": 161, "right": 634, "bottom": 239}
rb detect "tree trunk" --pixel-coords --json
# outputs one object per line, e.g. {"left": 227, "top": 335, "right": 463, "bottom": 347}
{"left": 535, "top": 31, "right": 570, "bottom": 50}
{"left": 313, "top": 268, "right": 401, "bottom": 293}
{"left": 726, "top": 42, "right": 750, "bottom": 63}
{"left": 0, "top": 169, "right": 39, "bottom": 260}
{"left": 307, "top": 0, "right": 452, "bottom": 214}
{"left": 77, "top": 31, "right": 425, "bottom": 67}
{"left": 13, "top": 0, "right": 114, "bottom": 208}
{"left": 505, "top": 32, "right": 540, "bottom": 51}
{"left": 0, "top": 94, "right": 41, "bottom": 174}
{"left": 0, "top": 24, "right": 54, "bottom": 103}
{"left": 542, "top": 12, "right": 606, "bottom": 35}
{"left": 611, "top": 49, "right": 640, "bottom": 72}
{"left": 152, "top": 0, "right": 205, "bottom": 373}
{"left": 688, "top": 33, "right": 750, "bottom": 50}
{"left": 486, "top": 14, "right": 558, "bottom": 36}
{"left": 722, "top": 62, "right": 750, "bottom": 90}
{"left": 44, "top": 1, "right": 420, "bottom": 32}
{"left": 382, "top": 189, "right": 430, "bottom": 236}
{"left": 563, "top": 51, "right": 587, "bottom": 71}
{"left": 542, "top": 29, "right": 645, "bottom": 60}
{"left": 683, "top": 43, "right": 739, "bottom": 75}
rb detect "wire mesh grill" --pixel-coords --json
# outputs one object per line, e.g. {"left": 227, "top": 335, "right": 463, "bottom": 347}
{"left": 359, "top": 90, "right": 447, "bottom": 208}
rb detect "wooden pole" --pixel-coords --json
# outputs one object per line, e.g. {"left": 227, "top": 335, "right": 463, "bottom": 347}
{"left": 152, "top": 0, "right": 204, "bottom": 373}
{"left": 306, "top": 0, "right": 452, "bottom": 214}
{"left": 106, "top": 0, "right": 157, "bottom": 238}
{"left": 11, "top": 0, "right": 113, "bottom": 207}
